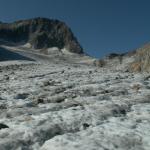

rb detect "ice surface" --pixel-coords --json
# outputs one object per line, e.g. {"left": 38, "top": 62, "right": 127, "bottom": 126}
{"left": 0, "top": 47, "right": 150, "bottom": 150}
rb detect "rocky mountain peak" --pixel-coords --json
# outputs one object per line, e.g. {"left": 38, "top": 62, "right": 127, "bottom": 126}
{"left": 0, "top": 17, "right": 83, "bottom": 54}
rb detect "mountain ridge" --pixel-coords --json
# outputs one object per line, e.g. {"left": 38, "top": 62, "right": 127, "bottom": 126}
{"left": 0, "top": 17, "right": 83, "bottom": 54}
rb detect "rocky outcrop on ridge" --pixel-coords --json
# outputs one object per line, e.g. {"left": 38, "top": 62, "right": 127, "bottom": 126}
{"left": 130, "top": 43, "right": 150, "bottom": 72}
{"left": 0, "top": 17, "right": 83, "bottom": 54}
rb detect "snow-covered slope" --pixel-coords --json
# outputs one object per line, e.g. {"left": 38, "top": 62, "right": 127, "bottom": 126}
{"left": 0, "top": 53, "right": 150, "bottom": 150}
{"left": 0, "top": 17, "right": 150, "bottom": 150}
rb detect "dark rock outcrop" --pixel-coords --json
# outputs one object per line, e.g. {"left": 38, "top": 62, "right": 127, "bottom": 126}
{"left": 0, "top": 17, "right": 83, "bottom": 54}
{"left": 106, "top": 53, "right": 125, "bottom": 59}
{"left": 0, "top": 123, "right": 9, "bottom": 130}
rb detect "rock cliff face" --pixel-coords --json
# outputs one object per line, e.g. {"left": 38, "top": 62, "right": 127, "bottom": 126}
{"left": 0, "top": 17, "right": 83, "bottom": 54}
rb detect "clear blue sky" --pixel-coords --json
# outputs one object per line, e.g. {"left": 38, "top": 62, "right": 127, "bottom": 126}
{"left": 0, "top": 0, "right": 150, "bottom": 58}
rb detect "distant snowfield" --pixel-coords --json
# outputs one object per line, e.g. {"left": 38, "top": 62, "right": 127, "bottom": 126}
{"left": 0, "top": 46, "right": 150, "bottom": 150}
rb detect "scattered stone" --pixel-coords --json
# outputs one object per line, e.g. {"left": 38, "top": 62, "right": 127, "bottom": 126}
{"left": 43, "top": 81, "right": 52, "bottom": 86}
{"left": 131, "top": 84, "right": 141, "bottom": 92}
{"left": 88, "top": 70, "right": 92, "bottom": 74}
{"left": 37, "top": 98, "right": 44, "bottom": 104}
{"left": 144, "top": 75, "right": 150, "bottom": 81}
{"left": 0, "top": 123, "right": 9, "bottom": 130}
{"left": 15, "top": 93, "right": 29, "bottom": 99}
{"left": 0, "top": 104, "right": 7, "bottom": 109}
{"left": 4, "top": 75, "right": 9, "bottom": 80}
{"left": 82, "top": 123, "right": 90, "bottom": 130}
{"left": 61, "top": 70, "right": 65, "bottom": 74}
{"left": 93, "top": 59, "right": 106, "bottom": 67}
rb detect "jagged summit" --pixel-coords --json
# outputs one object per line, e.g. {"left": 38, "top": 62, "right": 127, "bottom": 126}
{"left": 0, "top": 17, "right": 83, "bottom": 54}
